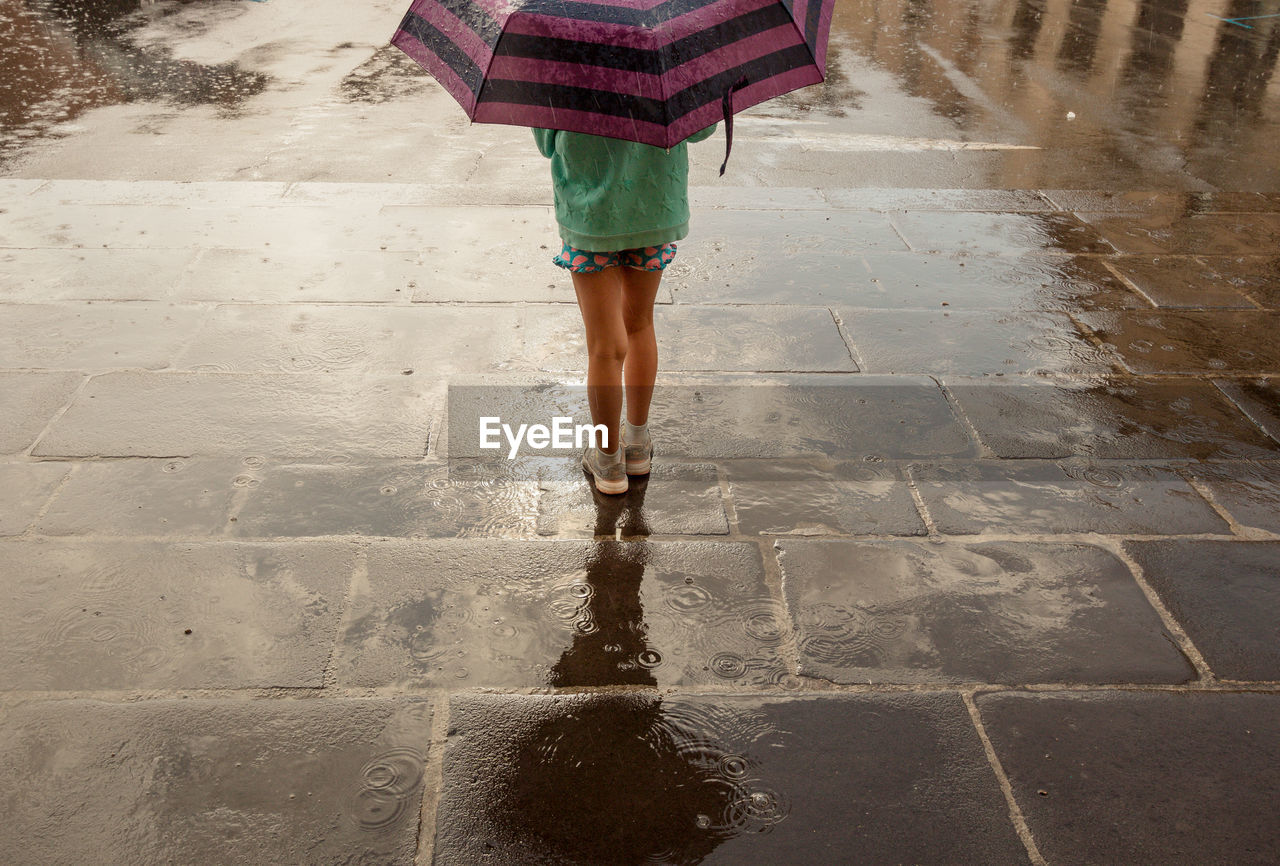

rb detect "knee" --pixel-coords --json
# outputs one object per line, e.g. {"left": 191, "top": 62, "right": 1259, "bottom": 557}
{"left": 586, "top": 335, "right": 627, "bottom": 367}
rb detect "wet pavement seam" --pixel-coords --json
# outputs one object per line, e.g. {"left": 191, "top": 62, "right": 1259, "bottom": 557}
{"left": 414, "top": 694, "right": 453, "bottom": 866}
{"left": 22, "top": 371, "right": 92, "bottom": 459}
{"left": 1175, "top": 470, "right": 1277, "bottom": 541}
{"left": 1092, "top": 537, "right": 1215, "bottom": 682}
{"left": 934, "top": 379, "right": 995, "bottom": 458}
{"left": 961, "top": 691, "right": 1047, "bottom": 866}
{"left": 899, "top": 464, "right": 941, "bottom": 538}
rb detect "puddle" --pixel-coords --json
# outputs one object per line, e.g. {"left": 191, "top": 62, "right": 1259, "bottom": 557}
{"left": 0, "top": 0, "right": 267, "bottom": 166}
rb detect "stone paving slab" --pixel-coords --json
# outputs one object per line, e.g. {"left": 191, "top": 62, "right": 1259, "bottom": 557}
{"left": 837, "top": 308, "right": 1115, "bottom": 376}
{"left": 776, "top": 539, "right": 1195, "bottom": 685}
{"left": 446, "top": 376, "right": 975, "bottom": 460}
{"left": 231, "top": 460, "right": 540, "bottom": 539}
{"left": 1, "top": 248, "right": 199, "bottom": 301}
{"left": 0, "top": 201, "right": 557, "bottom": 253}
{"left": 1215, "top": 377, "right": 1280, "bottom": 442}
{"left": 1077, "top": 212, "right": 1280, "bottom": 255}
{"left": 725, "top": 459, "right": 925, "bottom": 536}
{"left": 694, "top": 209, "right": 909, "bottom": 253}
{"left": 0, "top": 371, "right": 82, "bottom": 456}
{"left": 0, "top": 697, "right": 432, "bottom": 866}
{"left": 977, "top": 691, "right": 1280, "bottom": 864}
{"left": 1183, "top": 461, "right": 1280, "bottom": 534}
{"left": 175, "top": 249, "right": 421, "bottom": 304}
{"left": 0, "top": 462, "right": 70, "bottom": 536}
{"left": 945, "top": 378, "right": 1280, "bottom": 459}
{"left": 0, "top": 302, "right": 208, "bottom": 370}
{"left": 1043, "top": 189, "right": 1280, "bottom": 214}
{"left": 33, "top": 372, "right": 432, "bottom": 459}
{"left": 1104, "top": 255, "right": 1263, "bottom": 309}
{"left": 531, "top": 305, "right": 857, "bottom": 373}
{"left": 1126, "top": 540, "right": 1280, "bottom": 681}
{"left": 25, "top": 179, "right": 292, "bottom": 206}
{"left": 172, "top": 303, "right": 525, "bottom": 375}
{"left": 331, "top": 540, "right": 789, "bottom": 689}
{"left": 1076, "top": 310, "right": 1280, "bottom": 375}
{"left": 0, "top": 540, "right": 352, "bottom": 690}
{"left": 433, "top": 692, "right": 1028, "bottom": 864}
{"left": 889, "top": 211, "right": 1116, "bottom": 255}
{"left": 536, "top": 460, "right": 728, "bottom": 538}
{"left": 909, "top": 459, "right": 1228, "bottom": 535}
{"left": 823, "top": 187, "right": 1054, "bottom": 211}
{"left": 35, "top": 457, "right": 245, "bottom": 537}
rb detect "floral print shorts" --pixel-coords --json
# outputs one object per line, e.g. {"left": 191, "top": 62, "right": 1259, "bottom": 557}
{"left": 553, "top": 243, "right": 677, "bottom": 274}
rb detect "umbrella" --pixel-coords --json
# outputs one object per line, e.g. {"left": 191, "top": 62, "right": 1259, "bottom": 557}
{"left": 391, "top": 0, "right": 835, "bottom": 169}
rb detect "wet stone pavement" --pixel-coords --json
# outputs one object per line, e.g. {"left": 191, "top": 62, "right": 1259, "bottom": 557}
{"left": 4, "top": 183, "right": 1280, "bottom": 866}
{"left": 3, "top": 0, "right": 1280, "bottom": 863}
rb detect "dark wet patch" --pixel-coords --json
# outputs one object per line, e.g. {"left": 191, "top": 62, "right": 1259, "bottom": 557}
{"left": 230, "top": 460, "right": 539, "bottom": 538}
{"left": 0, "top": 540, "right": 352, "bottom": 689}
{"left": 978, "top": 691, "right": 1280, "bottom": 862}
{"left": 433, "top": 692, "right": 1027, "bottom": 864}
{"left": 36, "top": 457, "right": 242, "bottom": 536}
{"left": 1076, "top": 310, "right": 1280, "bottom": 374}
{"left": 839, "top": 308, "right": 1116, "bottom": 376}
{"left": 777, "top": 539, "right": 1195, "bottom": 685}
{"left": 331, "top": 540, "right": 789, "bottom": 689}
{"left": 1, "top": 0, "right": 268, "bottom": 166}
{"left": 725, "top": 459, "right": 925, "bottom": 536}
{"left": 1044, "top": 190, "right": 1280, "bottom": 215}
{"left": 1185, "top": 461, "right": 1280, "bottom": 534}
{"left": 889, "top": 212, "right": 1116, "bottom": 255}
{"left": 0, "top": 303, "right": 206, "bottom": 370}
{"left": 340, "top": 44, "right": 432, "bottom": 104}
{"left": 536, "top": 460, "right": 728, "bottom": 537}
{"left": 910, "top": 459, "right": 1227, "bottom": 535}
{"left": 32, "top": 371, "right": 432, "bottom": 459}
{"left": 1078, "top": 213, "right": 1280, "bottom": 255}
{"left": 0, "top": 371, "right": 83, "bottom": 455}
{"left": 1104, "top": 255, "right": 1263, "bottom": 309}
{"left": 945, "top": 378, "right": 1280, "bottom": 459}
{"left": 0, "top": 697, "right": 430, "bottom": 864}
{"left": 1126, "top": 540, "right": 1280, "bottom": 681}
{"left": 1213, "top": 377, "right": 1280, "bottom": 442}
{"left": 0, "top": 461, "right": 70, "bottom": 535}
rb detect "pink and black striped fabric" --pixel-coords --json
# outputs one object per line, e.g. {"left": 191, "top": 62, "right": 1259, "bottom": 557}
{"left": 391, "top": 0, "right": 835, "bottom": 148}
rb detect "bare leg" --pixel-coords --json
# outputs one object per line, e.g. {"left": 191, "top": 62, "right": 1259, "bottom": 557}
{"left": 619, "top": 267, "right": 662, "bottom": 426}
{"left": 572, "top": 267, "right": 626, "bottom": 454}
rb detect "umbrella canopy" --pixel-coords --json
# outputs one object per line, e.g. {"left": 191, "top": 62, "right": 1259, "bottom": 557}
{"left": 391, "top": 0, "right": 835, "bottom": 150}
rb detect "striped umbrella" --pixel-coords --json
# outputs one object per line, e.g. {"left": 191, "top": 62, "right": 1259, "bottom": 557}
{"left": 391, "top": 0, "right": 835, "bottom": 166}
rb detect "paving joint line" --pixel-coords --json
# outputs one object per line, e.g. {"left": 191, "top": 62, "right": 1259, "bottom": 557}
{"left": 1095, "top": 537, "right": 1215, "bottom": 681}
{"left": 414, "top": 694, "right": 451, "bottom": 866}
{"left": 963, "top": 691, "right": 1047, "bottom": 866}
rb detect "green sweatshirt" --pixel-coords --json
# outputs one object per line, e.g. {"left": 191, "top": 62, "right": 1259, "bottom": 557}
{"left": 533, "top": 126, "right": 717, "bottom": 251}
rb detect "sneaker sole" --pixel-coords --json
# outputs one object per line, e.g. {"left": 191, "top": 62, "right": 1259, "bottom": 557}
{"left": 625, "top": 457, "right": 651, "bottom": 476}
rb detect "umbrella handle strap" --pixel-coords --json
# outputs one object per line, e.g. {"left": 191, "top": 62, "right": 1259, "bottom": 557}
{"left": 719, "top": 76, "right": 749, "bottom": 177}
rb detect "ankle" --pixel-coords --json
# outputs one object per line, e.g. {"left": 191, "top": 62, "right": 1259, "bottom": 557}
{"left": 624, "top": 420, "right": 648, "bottom": 440}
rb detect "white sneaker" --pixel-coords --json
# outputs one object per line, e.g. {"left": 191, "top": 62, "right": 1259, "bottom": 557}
{"left": 622, "top": 425, "right": 652, "bottom": 476}
{"left": 582, "top": 446, "right": 628, "bottom": 494}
